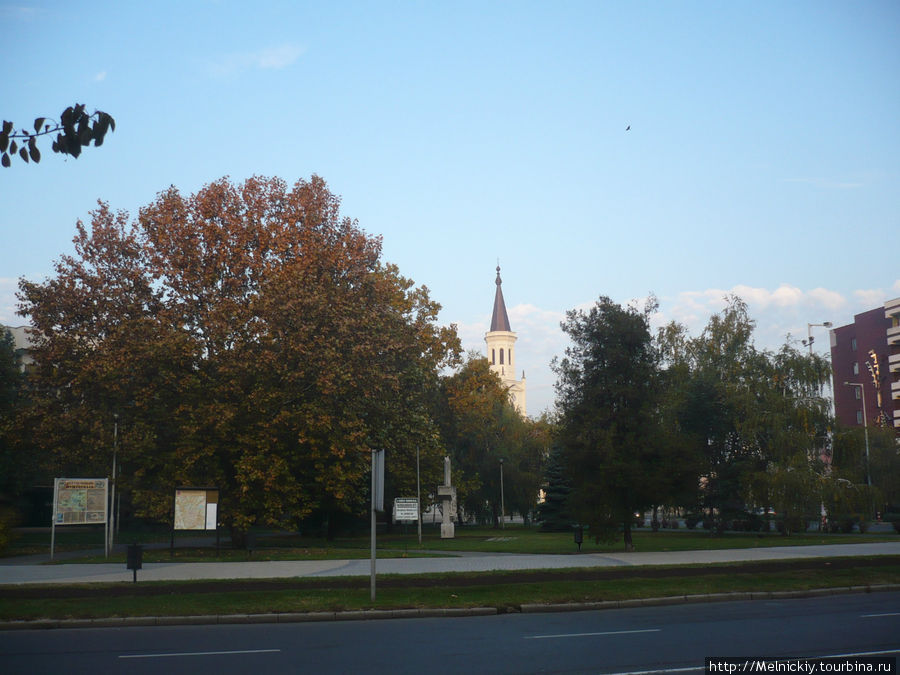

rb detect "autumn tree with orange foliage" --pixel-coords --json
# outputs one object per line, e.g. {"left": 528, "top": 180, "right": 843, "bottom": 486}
{"left": 17, "top": 175, "right": 460, "bottom": 542}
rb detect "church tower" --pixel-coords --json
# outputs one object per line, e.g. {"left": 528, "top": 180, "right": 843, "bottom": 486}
{"left": 485, "top": 266, "right": 526, "bottom": 416}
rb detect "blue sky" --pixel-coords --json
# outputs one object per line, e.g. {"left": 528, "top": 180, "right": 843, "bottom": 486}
{"left": 1, "top": 0, "right": 898, "bottom": 415}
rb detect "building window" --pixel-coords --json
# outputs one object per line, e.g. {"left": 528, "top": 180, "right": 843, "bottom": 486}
{"left": 491, "top": 349, "right": 495, "bottom": 365}
{"left": 856, "top": 410, "right": 863, "bottom": 424}
{"left": 853, "top": 362, "right": 859, "bottom": 375}
{"left": 500, "top": 348, "right": 505, "bottom": 365}
{"left": 851, "top": 337, "right": 857, "bottom": 351}
{"left": 854, "top": 387, "right": 861, "bottom": 400}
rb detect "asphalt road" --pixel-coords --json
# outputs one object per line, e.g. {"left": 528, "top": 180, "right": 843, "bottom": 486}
{"left": 3, "top": 591, "right": 898, "bottom": 675}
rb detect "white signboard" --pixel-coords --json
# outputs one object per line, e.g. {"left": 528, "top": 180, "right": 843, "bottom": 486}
{"left": 174, "top": 488, "right": 219, "bottom": 531}
{"left": 54, "top": 478, "right": 108, "bottom": 525}
{"left": 393, "top": 497, "right": 419, "bottom": 522}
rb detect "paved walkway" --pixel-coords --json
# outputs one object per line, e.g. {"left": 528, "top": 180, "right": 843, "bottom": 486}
{"left": 2, "top": 542, "right": 900, "bottom": 585}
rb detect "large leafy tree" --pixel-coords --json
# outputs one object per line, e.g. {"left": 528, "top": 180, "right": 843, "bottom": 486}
{"left": 0, "top": 329, "right": 25, "bottom": 497}
{"left": 658, "top": 296, "right": 832, "bottom": 531}
{"left": 554, "top": 297, "right": 692, "bottom": 551}
{"left": 18, "top": 175, "right": 460, "bottom": 542}
{"left": 831, "top": 424, "right": 897, "bottom": 522}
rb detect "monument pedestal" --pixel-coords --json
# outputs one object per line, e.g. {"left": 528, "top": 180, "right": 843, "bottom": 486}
{"left": 437, "top": 481, "right": 456, "bottom": 539}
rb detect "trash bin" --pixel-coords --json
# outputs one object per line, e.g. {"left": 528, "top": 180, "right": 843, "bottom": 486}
{"left": 574, "top": 526, "right": 583, "bottom": 552}
{"left": 126, "top": 543, "right": 143, "bottom": 583}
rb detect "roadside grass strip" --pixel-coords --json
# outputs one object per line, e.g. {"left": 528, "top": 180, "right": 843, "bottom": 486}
{"left": 2, "top": 557, "right": 899, "bottom": 622}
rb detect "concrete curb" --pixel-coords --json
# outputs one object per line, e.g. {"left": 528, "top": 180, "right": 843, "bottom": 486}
{"left": 0, "top": 606, "right": 499, "bottom": 630}
{"left": 518, "top": 584, "right": 900, "bottom": 613}
{"left": 2, "top": 584, "right": 898, "bottom": 631}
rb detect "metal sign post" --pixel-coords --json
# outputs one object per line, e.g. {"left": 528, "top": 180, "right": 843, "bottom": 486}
{"left": 370, "top": 449, "right": 384, "bottom": 602}
{"left": 416, "top": 446, "right": 422, "bottom": 545}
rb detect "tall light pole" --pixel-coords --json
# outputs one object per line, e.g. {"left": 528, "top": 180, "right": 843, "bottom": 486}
{"left": 804, "top": 321, "right": 833, "bottom": 355}
{"left": 844, "top": 381, "right": 874, "bottom": 521}
{"left": 499, "top": 458, "right": 505, "bottom": 530}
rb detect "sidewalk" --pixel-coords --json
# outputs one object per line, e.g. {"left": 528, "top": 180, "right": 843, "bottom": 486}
{"left": 2, "top": 542, "right": 900, "bottom": 586}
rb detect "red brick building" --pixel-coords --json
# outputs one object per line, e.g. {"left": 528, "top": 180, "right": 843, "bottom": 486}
{"left": 830, "top": 298, "right": 900, "bottom": 433}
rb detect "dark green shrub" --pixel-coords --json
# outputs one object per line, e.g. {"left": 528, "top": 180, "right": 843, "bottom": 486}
{"left": 0, "top": 506, "right": 18, "bottom": 555}
{"left": 882, "top": 513, "right": 900, "bottom": 534}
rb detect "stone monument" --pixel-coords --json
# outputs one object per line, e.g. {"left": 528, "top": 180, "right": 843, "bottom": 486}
{"left": 437, "top": 455, "right": 456, "bottom": 539}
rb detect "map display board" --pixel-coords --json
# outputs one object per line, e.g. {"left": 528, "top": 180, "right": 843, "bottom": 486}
{"left": 54, "top": 478, "right": 108, "bottom": 525}
{"left": 173, "top": 488, "right": 219, "bottom": 530}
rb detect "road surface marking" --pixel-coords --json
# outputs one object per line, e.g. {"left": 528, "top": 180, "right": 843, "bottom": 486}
{"left": 600, "top": 649, "right": 900, "bottom": 675}
{"left": 601, "top": 668, "right": 701, "bottom": 675}
{"left": 120, "top": 649, "right": 281, "bottom": 659}
{"left": 861, "top": 612, "right": 900, "bottom": 618}
{"left": 526, "top": 628, "right": 661, "bottom": 639}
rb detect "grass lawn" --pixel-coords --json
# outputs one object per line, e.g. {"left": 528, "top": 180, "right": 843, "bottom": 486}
{"left": 6, "top": 524, "right": 900, "bottom": 563}
{"left": 365, "top": 526, "right": 900, "bottom": 555}
{"left": 1, "top": 557, "right": 898, "bottom": 621}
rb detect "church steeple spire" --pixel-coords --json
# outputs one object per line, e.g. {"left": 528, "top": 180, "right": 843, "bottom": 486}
{"left": 485, "top": 264, "right": 526, "bottom": 416}
{"left": 491, "top": 265, "right": 511, "bottom": 332}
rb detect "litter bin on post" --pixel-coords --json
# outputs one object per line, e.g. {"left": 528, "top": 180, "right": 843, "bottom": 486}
{"left": 574, "top": 526, "right": 583, "bottom": 552}
{"left": 126, "top": 543, "right": 143, "bottom": 583}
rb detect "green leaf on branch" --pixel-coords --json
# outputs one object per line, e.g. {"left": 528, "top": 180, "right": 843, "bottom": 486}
{"left": 28, "top": 137, "right": 40, "bottom": 163}
{"left": 2, "top": 104, "right": 115, "bottom": 166}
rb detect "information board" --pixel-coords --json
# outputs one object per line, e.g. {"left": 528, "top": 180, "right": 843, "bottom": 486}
{"left": 54, "top": 478, "right": 108, "bottom": 525}
{"left": 393, "top": 497, "right": 419, "bottom": 522}
{"left": 174, "top": 488, "right": 219, "bottom": 531}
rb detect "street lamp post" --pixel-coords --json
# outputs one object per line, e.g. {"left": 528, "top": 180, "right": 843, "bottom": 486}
{"left": 499, "top": 458, "right": 505, "bottom": 530}
{"left": 804, "top": 321, "right": 833, "bottom": 355}
{"left": 843, "top": 381, "right": 874, "bottom": 520}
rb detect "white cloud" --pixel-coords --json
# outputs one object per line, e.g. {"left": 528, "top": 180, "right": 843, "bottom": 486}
{"left": 209, "top": 43, "right": 305, "bottom": 77}
{"left": 657, "top": 284, "right": 899, "bottom": 354}
{"left": 854, "top": 288, "right": 886, "bottom": 308}
{"left": 254, "top": 44, "right": 304, "bottom": 69}
{"left": 94, "top": 71, "right": 107, "bottom": 82}
{"left": 784, "top": 177, "right": 863, "bottom": 189}
{"left": 1, "top": 5, "right": 44, "bottom": 20}
{"left": 807, "top": 287, "right": 846, "bottom": 311}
